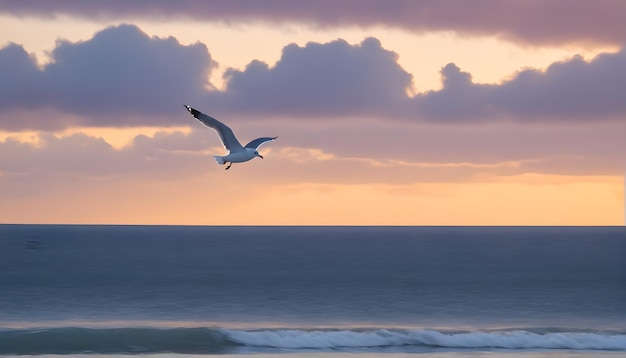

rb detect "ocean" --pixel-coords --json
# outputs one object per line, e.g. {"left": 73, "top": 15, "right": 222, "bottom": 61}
{"left": 0, "top": 225, "right": 625, "bottom": 358}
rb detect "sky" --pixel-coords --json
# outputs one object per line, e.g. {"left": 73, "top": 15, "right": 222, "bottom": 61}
{"left": 0, "top": 0, "right": 624, "bottom": 225}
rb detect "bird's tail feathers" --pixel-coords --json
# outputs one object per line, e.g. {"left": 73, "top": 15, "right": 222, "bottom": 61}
{"left": 214, "top": 156, "right": 225, "bottom": 165}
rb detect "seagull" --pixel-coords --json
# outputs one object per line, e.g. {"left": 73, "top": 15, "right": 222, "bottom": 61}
{"left": 184, "top": 105, "right": 277, "bottom": 170}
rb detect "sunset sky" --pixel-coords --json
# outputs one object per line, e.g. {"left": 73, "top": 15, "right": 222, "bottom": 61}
{"left": 0, "top": 0, "right": 624, "bottom": 225}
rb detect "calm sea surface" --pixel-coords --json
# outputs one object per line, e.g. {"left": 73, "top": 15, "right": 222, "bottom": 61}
{"left": 0, "top": 225, "right": 625, "bottom": 357}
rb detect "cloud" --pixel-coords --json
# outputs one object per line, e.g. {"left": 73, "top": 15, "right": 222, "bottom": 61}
{"left": 2, "top": 119, "right": 624, "bottom": 190}
{"left": 1, "top": 25, "right": 626, "bottom": 131}
{"left": 0, "top": 44, "right": 42, "bottom": 107}
{"left": 215, "top": 37, "right": 413, "bottom": 117}
{"left": 0, "top": 24, "right": 214, "bottom": 130}
{"left": 1, "top": 0, "right": 625, "bottom": 46}
{"left": 217, "top": 44, "right": 626, "bottom": 123}
{"left": 0, "top": 130, "right": 211, "bottom": 182}
{"left": 412, "top": 64, "right": 496, "bottom": 121}
{"left": 494, "top": 52, "right": 626, "bottom": 120}
{"left": 414, "top": 50, "right": 626, "bottom": 122}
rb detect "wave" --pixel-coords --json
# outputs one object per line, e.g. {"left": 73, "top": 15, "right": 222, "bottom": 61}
{"left": 1, "top": 327, "right": 625, "bottom": 354}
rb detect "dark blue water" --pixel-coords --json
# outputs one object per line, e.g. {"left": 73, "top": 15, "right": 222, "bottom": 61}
{"left": 0, "top": 225, "right": 625, "bottom": 354}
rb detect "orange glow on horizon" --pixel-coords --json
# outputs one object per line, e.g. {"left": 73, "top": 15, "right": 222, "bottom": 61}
{"left": 1, "top": 174, "right": 622, "bottom": 226}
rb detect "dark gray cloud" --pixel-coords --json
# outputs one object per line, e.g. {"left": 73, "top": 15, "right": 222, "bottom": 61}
{"left": 0, "top": 44, "right": 42, "bottom": 108}
{"left": 218, "top": 45, "right": 626, "bottom": 123}
{"left": 216, "top": 37, "right": 413, "bottom": 117}
{"left": 494, "top": 52, "right": 626, "bottom": 120}
{"left": 0, "top": 24, "right": 213, "bottom": 130}
{"left": 413, "top": 50, "right": 626, "bottom": 122}
{"left": 412, "top": 64, "right": 496, "bottom": 121}
{"left": 1, "top": 0, "right": 625, "bottom": 46}
{"left": 1, "top": 24, "right": 626, "bottom": 131}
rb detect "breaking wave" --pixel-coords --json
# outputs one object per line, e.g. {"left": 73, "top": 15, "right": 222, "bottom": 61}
{"left": 1, "top": 327, "right": 625, "bottom": 354}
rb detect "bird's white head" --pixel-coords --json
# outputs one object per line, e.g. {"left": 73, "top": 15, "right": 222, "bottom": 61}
{"left": 246, "top": 147, "right": 263, "bottom": 160}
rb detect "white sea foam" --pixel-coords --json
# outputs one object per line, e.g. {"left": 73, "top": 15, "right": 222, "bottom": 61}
{"left": 222, "top": 328, "right": 626, "bottom": 351}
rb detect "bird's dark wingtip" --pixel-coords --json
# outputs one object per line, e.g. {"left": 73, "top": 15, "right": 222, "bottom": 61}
{"left": 183, "top": 104, "right": 201, "bottom": 118}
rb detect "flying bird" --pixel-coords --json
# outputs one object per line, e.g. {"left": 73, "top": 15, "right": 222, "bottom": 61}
{"left": 184, "top": 105, "right": 277, "bottom": 170}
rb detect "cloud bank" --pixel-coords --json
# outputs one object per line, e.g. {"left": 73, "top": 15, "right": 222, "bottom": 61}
{"left": 1, "top": 0, "right": 625, "bottom": 46}
{"left": 0, "top": 24, "right": 212, "bottom": 129}
{"left": 1, "top": 24, "right": 625, "bottom": 131}
{"left": 1, "top": 120, "right": 624, "bottom": 188}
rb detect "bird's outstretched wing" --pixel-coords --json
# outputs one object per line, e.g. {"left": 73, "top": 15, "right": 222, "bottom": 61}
{"left": 245, "top": 136, "right": 278, "bottom": 149}
{"left": 184, "top": 105, "right": 243, "bottom": 151}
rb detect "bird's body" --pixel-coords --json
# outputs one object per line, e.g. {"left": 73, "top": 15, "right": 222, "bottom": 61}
{"left": 214, "top": 148, "right": 259, "bottom": 165}
{"left": 184, "top": 105, "right": 276, "bottom": 169}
